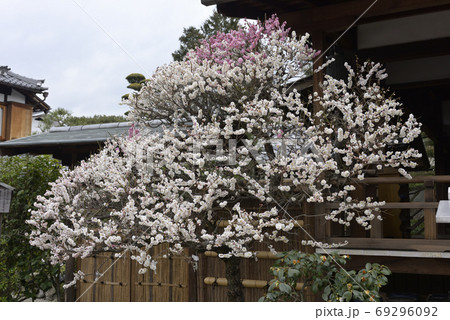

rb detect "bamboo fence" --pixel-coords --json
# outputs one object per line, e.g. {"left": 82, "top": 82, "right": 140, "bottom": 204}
{"left": 76, "top": 206, "right": 313, "bottom": 302}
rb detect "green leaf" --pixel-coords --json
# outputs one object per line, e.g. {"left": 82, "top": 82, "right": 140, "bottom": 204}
{"left": 268, "top": 281, "right": 277, "bottom": 292}
{"left": 353, "top": 290, "right": 363, "bottom": 301}
{"left": 312, "top": 281, "right": 319, "bottom": 293}
{"left": 266, "top": 293, "right": 275, "bottom": 300}
{"left": 276, "top": 269, "right": 285, "bottom": 281}
{"left": 343, "top": 291, "right": 353, "bottom": 302}
{"left": 287, "top": 268, "right": 300, "bottom": 278}
{"left": 381, "top": 268, "right": 391, "bottom": 275}
{"left": 323, "top": 285, "right": 331, "bottom": 298}
{"left": 278, "top": 282, "right": 292, "bottom": 294}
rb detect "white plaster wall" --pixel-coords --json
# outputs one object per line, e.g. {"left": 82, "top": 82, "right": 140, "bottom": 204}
{"left": 8, "top": 89, "right": 26, "bottom": 104}
{"left": 32, "top": 111, "right": 45, "bottom": 133}
{"left": 31, "top": 118, "right": 43, "bottom": 134}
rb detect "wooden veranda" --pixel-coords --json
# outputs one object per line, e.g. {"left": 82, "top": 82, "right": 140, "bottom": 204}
{"left": 315, "top": 175, "right": 450, "bottom": 283}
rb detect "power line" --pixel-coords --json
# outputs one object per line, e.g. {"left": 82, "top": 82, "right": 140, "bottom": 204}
{"left": 70, "top": 0, "right": 150, "bottom": 77}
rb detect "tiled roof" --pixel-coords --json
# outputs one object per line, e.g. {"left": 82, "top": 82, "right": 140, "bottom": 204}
{"left": 0, "top": 66, "right": 48, "bottom": 92}
{"left": 0, "top": 122, "right": 134, "bottom": 147}
{"left": 0, "top": 122, "right": 164, "bottom": 148}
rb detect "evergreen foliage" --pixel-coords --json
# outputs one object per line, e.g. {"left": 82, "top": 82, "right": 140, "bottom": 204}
{"left": 38, "top": 108, "right": 127, "bottom": 132}
{"left": 172, "top": 10, "right": 240, "bottom": 61}
{"left": 0, "top": 155, "right": 63, "bottom": 301}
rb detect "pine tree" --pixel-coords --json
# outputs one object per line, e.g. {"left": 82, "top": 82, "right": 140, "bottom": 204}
{"left": 172, "top": 10, "right": 240, "bottom": 61}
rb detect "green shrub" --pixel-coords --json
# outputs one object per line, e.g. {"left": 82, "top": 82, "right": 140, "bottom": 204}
{"left": 260, "top": 251, "right": 391, "bottom": 302}
{"left": 0, "top": 155, "right": 63, "bottom": 301}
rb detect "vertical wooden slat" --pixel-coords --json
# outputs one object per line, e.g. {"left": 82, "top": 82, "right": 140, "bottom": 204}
{"left": 128, "top": 252, "right": 135, "bottom": 302}
{"left": 76, "top": 258, "right": 87, "bottom": 302}
{"left": 76, "top": 227, "right": 306, "bottom": 302}
{"left": 149, "top": 248, "right": 154, "bottom": 301}
{"left": 424, "top": 180, "right": 437, "bottom": 239}
{"left": 114, "top": 252, "right": 130, "bottom": 302}
{"left": 97, "top": 255, "right": 104, "bottom": 302}
{"left": 173, "top": 251, "right": 189, "bottom": 301}
{"left": 110, "top": 258, "right": 114, "bottom": 302}
{"left": 156, "top": 245, "right": 170, "bottom": 301}
{"left": 199, "top": 252, "right": 208, "bottom": 302}
{"left": 92, "top": 255, "right": 97, "bottom": 302}
{"left": 129, "top": 257, "right": 135, "bottom": 302}
{"left": 168, "top": 256, "right": 173, "bottom": 302}
{"left": 76, "top": 252, "right": 132, "bottom": 302}
{"left": 128, "top": 246, "right": 190, "bottom": 302}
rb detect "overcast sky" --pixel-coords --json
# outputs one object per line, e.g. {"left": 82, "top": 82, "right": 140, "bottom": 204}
{"left": 1, "top": 0, "right": 215, "bottom": 117}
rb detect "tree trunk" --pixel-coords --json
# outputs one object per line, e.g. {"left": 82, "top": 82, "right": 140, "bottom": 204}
{"left": 223, "top": 256, "right": 244, "bottom": 302}
{"left": 64, "top": 258, "right": 76, "bottom": 302}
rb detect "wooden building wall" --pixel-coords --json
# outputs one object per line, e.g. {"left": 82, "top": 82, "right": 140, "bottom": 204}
{"left": 0, "top": 102, "right": 33, "bottom": 141}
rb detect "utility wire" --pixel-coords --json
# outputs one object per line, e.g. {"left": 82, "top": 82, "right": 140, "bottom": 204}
{"left": 70, "top": 0, "right": 150, "bottom": 77}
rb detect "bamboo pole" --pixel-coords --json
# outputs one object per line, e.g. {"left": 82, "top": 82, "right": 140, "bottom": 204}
{"left": 204, "top": 250, "right": 278, "bottom": 259}
{"left": 284, "top": 175, "right": 450, "bottom": 187}
{"left": 82, "top": 280, "right": 186, "bottom": 288}
{"left": 359, "top": 175, "right": 450, "bottom": 184}
{"left": 204, "top": 277, "right": 304, "bottom": 290}
{"left": 216, "top": 219, "right": 304, "bottom": 228}
{"left": 81, "top": 280, "right": 127, "bottom": 286}
{"left": 135, "top": 282, "right": 186, "bottom": 288}
{"left": 324, "top": 202, "right": 439, "bottom": 209}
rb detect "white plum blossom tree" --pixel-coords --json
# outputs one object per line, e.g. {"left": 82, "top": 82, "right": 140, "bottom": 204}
{"left": 27, "top": 16, "right": 421, "bottom": 301}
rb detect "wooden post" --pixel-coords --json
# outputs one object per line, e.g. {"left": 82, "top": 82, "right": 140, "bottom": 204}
{"left": 370, "top": 216, "right": 383, "bottom": 238}
{"left": 424, "top": 180, "right": 437, "bottom": 240}
{"left": 399, "top": 183, "right": 411, "bottom": 238}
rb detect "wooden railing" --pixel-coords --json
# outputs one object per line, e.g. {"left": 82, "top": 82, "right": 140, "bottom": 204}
{"left": 315, "top": 175, "right": 450, "bottom": 253}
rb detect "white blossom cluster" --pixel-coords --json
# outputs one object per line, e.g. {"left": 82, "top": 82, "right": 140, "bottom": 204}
{"left": 27, "top": 18, "right": 421, "bottom": 280}
{"left": 27, "top": 129, "right": 300, "bottom": 272}
{"left": 126, "top": 22, "right": 314, "bottom": 126}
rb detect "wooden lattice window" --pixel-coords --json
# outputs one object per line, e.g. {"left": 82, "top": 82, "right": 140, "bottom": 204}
{"left": 0, "top": 182, "right": 14, "bottom": 214}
